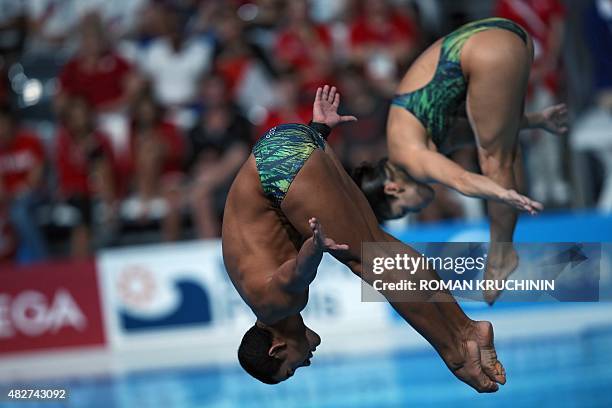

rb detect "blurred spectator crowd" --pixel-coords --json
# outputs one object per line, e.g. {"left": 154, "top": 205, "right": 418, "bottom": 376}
{"left": 0, "top": 0, "right": 610, "bottom": 264}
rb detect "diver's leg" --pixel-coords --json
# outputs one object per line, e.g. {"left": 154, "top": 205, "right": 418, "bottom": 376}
{"left": 463, "top": 30, "right": 532, "bottom": 304}
{"left": 281, "top": 148, "right": 505, "bottom": 391}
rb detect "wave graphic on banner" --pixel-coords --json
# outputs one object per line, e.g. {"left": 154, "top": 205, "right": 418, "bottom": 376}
{"left": 120, "top": 279, "right": 212, "bottom": 331}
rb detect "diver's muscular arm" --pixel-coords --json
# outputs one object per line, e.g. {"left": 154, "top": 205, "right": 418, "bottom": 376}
{"left": 275, "top": 218, "right": 348, "bottom": 293}
{"left": 521, "top": 104, "right": 568, "bottom": 135}
{"left": 274, "top": 240, "right": 322, "bottom": 293}
{"left": 396, "top": 147, "right": 541, "bottom": 214}
{"left": 455, "top": 103, "right": 568, "bottom": 140}
{"left": 522, "top": 112, "right": 543, "bottom": 129}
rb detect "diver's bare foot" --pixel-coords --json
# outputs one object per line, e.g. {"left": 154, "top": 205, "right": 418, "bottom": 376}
{"left": 471, "top": 321, "right": 506, "bottom": 385}
{"left": 483, "top": 246, "right": 519, "bottom": 305}
{"left": 444, "top": 321, "right": 506, "bottom": 392}
{"left": 447, "top": 341, "right": 499, "bottom": 393}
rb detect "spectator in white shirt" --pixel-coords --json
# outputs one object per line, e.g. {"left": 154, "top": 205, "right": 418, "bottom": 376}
{"left": 139, "top": 4, "right": 213, "bottom": 129}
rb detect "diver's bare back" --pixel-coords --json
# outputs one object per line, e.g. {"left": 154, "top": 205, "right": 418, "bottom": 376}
{"left": 222, "top": 155, "right": 308, "bottom": 324}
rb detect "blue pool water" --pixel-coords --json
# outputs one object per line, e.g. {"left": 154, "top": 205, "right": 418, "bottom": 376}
{"left": 2, "top": 325, "right": 611, "bottom": 408}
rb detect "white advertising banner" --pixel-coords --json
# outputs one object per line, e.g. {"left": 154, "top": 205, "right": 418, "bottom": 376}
{"left": 96, "top": 240, "right": 395, "bottom": 360}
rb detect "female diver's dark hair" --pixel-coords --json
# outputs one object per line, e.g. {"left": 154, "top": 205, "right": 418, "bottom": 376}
{"left": 352, "top": 158, "right": 395, "bottom": 222}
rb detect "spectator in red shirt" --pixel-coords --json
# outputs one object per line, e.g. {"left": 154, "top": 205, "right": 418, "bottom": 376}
{"left": 120, "top": 93, "right": 186, "bottom": 241}
{"left": 55, "top": 98, "right": 116, "bottom": 258}
{"left": 257, "top": 70, "right": 312, "bottom": 138}
{"left": 56, "top": 13, "right": 141, "bottom": 114}
{"left": 348, "top": 0, "right": 419, "bottom": 91}
{"left": 334, "top": 66, "right": 388, "bottom": 168}
{"left": 212, "top": 6, "right": 276, "bottom": 113}
{"left": 495, "top": 0, "right": 565, "bottom": 97}
{"left": 0, "top": 107, "right": 47, "bottom": 262}
{"left": 274, "top": 0, "right": 334, "bottom": 92}
{"left": 214, "top": 9, "right": 255, "bottom": 97}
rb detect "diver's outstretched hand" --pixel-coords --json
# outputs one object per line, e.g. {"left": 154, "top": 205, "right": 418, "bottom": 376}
{"left": 501, "top": 189, "right": 543, "bottom": 215}
{"left": 537, "top": 103, "right": 569, "bottom": 135}
{"left": 312, "top": 85, "right": 357, "bottom": 128}
{"left": 308, "top": 217, "right": 349, "bottom": 253}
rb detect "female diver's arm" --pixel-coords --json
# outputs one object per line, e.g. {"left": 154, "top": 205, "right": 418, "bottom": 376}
{"left": 452, "top": 103, "right": 567, "bottom": 139}
{"left": 395, "top": 147, "right": 542, "bottom": 214}
{"left": 521, "top": 103, "right": 568, "bottom": 134}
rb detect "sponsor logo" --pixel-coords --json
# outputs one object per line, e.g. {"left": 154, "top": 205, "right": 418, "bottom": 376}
{"left": 0, "top": 289, "right": 86, "bottom": 338}
{"left": 0, "top": 260, "right": 105, "bottom": 354}
{"left": 115, "top": 265, "right": 212, "bottom": 332}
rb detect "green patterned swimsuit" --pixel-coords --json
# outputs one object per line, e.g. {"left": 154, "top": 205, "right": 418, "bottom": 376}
{"left": 253, "top": 123, "right": 327, "bottom": 206}
{"left": 391, "top": 18, "right": 528, "bottom": 147}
